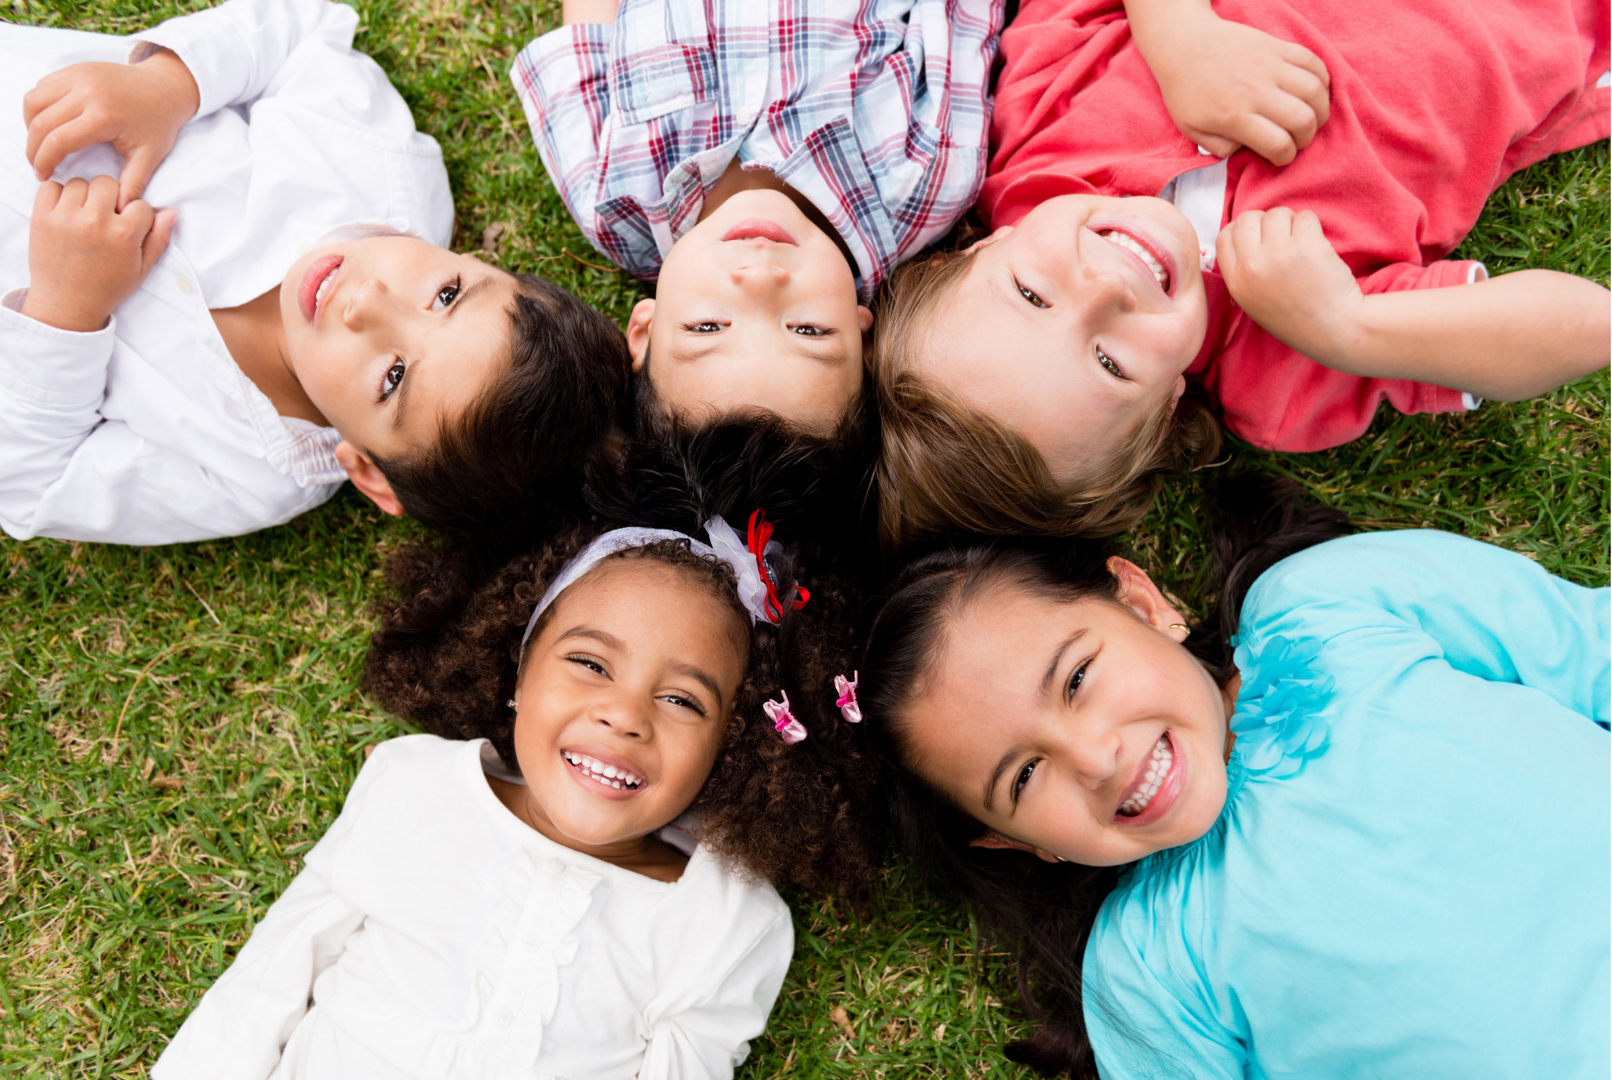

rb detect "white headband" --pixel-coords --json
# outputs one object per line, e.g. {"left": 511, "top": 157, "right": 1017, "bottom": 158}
{"left": 518, "top": 517, "right": 776, "bottom": 654}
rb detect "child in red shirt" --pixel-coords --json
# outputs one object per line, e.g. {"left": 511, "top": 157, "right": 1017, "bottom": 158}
{"left": 870, "top": 0, "right": 1609, "bottom": 550}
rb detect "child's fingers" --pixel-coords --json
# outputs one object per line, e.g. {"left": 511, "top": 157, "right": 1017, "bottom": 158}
{"left": 1235, "top": 113, "right": 1299, "bottom": 167}
{"left": 20, "top": 72, "right": 69, "bottom": 129}
{"left": 1277, "top": 40, "right": 1329, "bottom": 91}
{"left": 30, "top": 179, "right": 63, "bottom": 218}
{"left": 118, "top": 146, "right": 163, "bottom": 212}
{"left": 86, "top": 174, "right": 120, "bottom": 215}
{"left": 29, "top": 113, "right": 102, "bottom": 183}
{"left": 140, "top": 207, "right": 178, "bottom": 274}
{"left": 1292, "top": 208, "right": 1326, "bottom": 243}
{"left": 56, "top": 176, "right": 91, "bottom": 211}
{"left": 1260, "top": 91, "right": 1320, "bottom": 152}
{"left": 1276, "top": 64, "right": 1330, "bottom": 134}
{"left": 1258, "top": 206, "right": 1297, "bottom": 242}
{"left": 1189, "top": 130, "right": 1241, "bottom": 160}
{"left": 24, "top": 95, "right": 85, "bottom": 174}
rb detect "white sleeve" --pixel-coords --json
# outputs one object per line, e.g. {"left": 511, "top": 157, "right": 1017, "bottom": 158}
{"left": 129, "top": 0, "right": 352, "bottom": 120}
{"left": 150, "top": 752, "right": 388, "bottom": 1079}
{"left": 0, "top": 299, "right": 332, "bottom": 545}
{"left": 637, "top": 909, "right": 794, "bottom": 1080}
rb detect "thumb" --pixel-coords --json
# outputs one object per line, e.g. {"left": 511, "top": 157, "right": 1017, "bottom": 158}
{"left": 141, "top": 208, "right": 178, "bottom": 273}
{"left": 118, "top": 146, "right": 161, "bottom": 212}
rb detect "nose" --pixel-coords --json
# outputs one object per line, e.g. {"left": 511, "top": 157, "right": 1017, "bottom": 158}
{"left": 340, "top": 277, "right": 400, "bottom": 331}
{"left": 1072, "top": 260, "right": 1137, "bottom": 323}
{"left": 1065, "top": 727, "right": 1123, "bottom": 790}
{"left": 589, "top": 693, "right": 653, "bottom": 741}
{"left": 729, "top": 260, "right": 791, "bottom": 292}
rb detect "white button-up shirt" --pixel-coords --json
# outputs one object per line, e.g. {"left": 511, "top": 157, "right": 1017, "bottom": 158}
{"left": 151, "top": 736, "right": 795, "bottom": 1080}
{"left": 0, "top": 0, "right": 453, "bottom": 545}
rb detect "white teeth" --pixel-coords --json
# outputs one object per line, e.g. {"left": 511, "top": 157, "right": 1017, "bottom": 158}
{"left": 1118, "top": 735, "right": 1173, "bottom": 816}
{"left": 562, "top": 751, "right": 643, "bottom": 789}
{"left": 1099, "top": 230, "right": 1171, "bottom": 291}
{"left": 314, "top": 272, "right": 334, "bottom": 310}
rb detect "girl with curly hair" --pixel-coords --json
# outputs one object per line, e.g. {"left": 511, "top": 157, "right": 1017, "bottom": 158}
{"left": 852, "top": 481, "right": 1609, "bottom": 1077}
{"left": 152, "top": 508, "right": 875, "bottom": 1079}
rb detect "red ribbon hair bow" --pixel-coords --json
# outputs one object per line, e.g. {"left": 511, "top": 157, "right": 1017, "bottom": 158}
{"left": 747, "top": 509, "right": 810, "bottom": 624}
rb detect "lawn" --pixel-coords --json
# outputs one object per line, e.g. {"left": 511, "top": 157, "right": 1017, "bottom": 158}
{"left": 0, "top": 0, "right": 1607, "bottom": 1076}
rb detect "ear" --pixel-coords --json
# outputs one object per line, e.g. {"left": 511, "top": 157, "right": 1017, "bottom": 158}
{"left": 856, "top": 303, "right": 874, "bottom": 335}
{"left": 962, "top": 225, "right": 1014, "bottom": 255}
{"left": 626, "top": 297, "right": 655, "bottom": 373}
{"left": 335, "top": 440, "right": 405, "bottom": 517}
{"left": 1107, "top": 556, "right": 1186, "bottom": 633}
{"left": 969, "top": 830, "right": 1063, "bottom": 863}
{"left": 1169, "top": 373, "right": 1187, "bottom": 413}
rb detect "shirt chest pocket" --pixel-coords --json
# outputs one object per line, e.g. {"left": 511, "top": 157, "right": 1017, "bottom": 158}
{"left": 608, "top": 0, "right": 718, "bottom": 126}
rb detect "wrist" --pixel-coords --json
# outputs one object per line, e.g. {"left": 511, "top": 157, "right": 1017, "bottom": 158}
{"left": 1126, "top": 0, "right": 1216, "bottom": 60}
{"left": 19, "top": 290, "right": 110, "bottom": 333}
{"left": 136, "top": 47, "right": 200, "bottom": 122}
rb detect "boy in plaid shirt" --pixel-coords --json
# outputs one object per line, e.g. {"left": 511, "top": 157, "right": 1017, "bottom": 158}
{"left": 514, "top": 0, "right": 1002, "bottom": 434}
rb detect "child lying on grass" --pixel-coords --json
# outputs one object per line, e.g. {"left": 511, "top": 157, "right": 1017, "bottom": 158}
{"left": 871, "top": 0, "right": 1610, "bottom": 550}
{"left": 513, "top": 0, "right": 1002, "bottom": 435}
{"left": 0, "top": 0, "right": 629, "bottom": 546}
{"left": 154, "top": 506, "right": 874, "bottom": 1078}
{"left": 854, "top": 481, "right": 1609, "bottom": 1077}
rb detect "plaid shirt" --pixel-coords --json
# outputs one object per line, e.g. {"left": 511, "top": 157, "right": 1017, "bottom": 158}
{"left": 512, "top": 0, "right": 1002, "bottom": 302}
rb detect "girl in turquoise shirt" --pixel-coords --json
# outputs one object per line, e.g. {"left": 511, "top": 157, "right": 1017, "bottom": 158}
{"left": 850, "top": 485, "right": 1609, "bottom": 1078}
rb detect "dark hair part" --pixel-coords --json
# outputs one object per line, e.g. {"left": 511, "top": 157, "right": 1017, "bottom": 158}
{"left": 857, "top": 477, "right": 1352, "bottom": 1075}
{"left": 870, "top": 249, "right": 1221, "bottom": 553}
{"left": 374, "top": 273, "right": 631, "bottom": 551}
{"left": 364, "top": 523, "right": 880, "bottom": 899}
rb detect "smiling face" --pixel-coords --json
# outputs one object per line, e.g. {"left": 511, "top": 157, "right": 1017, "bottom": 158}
{"left": 628, "top": 189, "right": 872, "bottom": 432}
{"left": 901, "top": 561, "right": 1233, "bottom": 867}
{"left": 506, "top": 556, "right": 748, "bottom": 853}
{"left": 911, "top": 195, "right": 1210, "bottom": 485}
{"left": 279, "top": 234, "right": 520, "bottom": 461}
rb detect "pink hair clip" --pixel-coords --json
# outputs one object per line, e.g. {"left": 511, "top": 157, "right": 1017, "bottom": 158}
{"left": 833, "top": 672, "right": 861, "bottom": 723}
{"left": 762, "top": 690, "right": 808, "bottom": 745}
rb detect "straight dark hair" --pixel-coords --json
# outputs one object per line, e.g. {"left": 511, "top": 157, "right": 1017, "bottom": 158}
{"left": 375, "top": 272, "right": 631, "bottom": 560}
{"left": 858, "top": 477, "right": 1352, "bottom": 1076}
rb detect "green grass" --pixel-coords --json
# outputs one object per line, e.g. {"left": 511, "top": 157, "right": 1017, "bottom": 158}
{"left": 0, "top": 1, "right": 1607, "bottom": 1076}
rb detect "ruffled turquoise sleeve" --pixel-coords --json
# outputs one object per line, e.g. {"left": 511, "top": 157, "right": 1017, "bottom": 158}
{"left": 1231, "top": 531, "right": 1609, "bottom": 775}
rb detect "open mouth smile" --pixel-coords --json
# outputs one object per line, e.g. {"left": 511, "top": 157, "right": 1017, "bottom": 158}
{"left": 562, "top": 750, "right": 644, "bottom": 792}
{"left": 1097, "top": 228, "right": 1172, "bottom": 293}
{"left": 297, "top": 255, "right": 343, "bottom": 324}
{"left": 1114, "top": 731, "right": 1184, "bottom": 826}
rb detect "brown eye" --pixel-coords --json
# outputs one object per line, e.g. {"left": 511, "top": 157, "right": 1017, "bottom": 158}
{"left": 1096, "top": 347, "right": 1123, "bottom": 379}
{"left": 381, "top": 359, "right": 405, "bottom": 399}
{"left": 1017, "top": 281, "right": 1049, "bottom": 308}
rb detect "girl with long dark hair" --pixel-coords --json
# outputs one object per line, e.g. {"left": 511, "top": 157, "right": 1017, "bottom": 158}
{"left": 853, "top": 483, "right": 1609, "bottom": 1077}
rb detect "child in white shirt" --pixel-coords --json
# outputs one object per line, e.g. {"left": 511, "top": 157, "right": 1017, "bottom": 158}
{"left": 152, "top": 511, "right": 876, "bottom": 1077}
{"left": 0, "top": 0, "right": 630, "bottom": 545}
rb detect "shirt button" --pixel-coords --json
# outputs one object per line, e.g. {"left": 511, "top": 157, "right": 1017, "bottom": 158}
{"left": 547, "top": 857, "right": 566, "bottom": 873}
{"left": 176, "top": 275, "right": 193, "bottom": 294}
{"left": 495, "top": 1009, "right": 513, "bottom": 1028}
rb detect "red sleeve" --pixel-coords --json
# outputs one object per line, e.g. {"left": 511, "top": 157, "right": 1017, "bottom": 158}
{"left": 1198, "top": 260, "right": 1483, "bottom": 453}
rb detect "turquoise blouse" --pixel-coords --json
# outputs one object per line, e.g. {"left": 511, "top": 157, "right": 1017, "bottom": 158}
{"left": 1084, "top": 531, "right": 1610, "bottom": 1079}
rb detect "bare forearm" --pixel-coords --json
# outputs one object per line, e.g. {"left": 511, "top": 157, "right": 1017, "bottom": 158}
{"left": 561, "top": 0, "right": 619, "bottom": 24}
{"left": 1315, "top": 271, "right": 1611, "bottom": 401}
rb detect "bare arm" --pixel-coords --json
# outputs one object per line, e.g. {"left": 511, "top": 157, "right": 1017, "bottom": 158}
{"left": 561, "top": 0, "right": 619, "bottom": 24}
{"left": 1217, "top": 208, "right": 1611, "bottom": 401}
{"left": 1123, "top": 0, "right": 1329, "bottom": 166}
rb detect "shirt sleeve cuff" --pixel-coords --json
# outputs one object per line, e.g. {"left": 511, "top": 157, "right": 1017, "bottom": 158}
{"left": 129, "top": 25, "right": 237, "bottom": 120}
{"left": 0, "top": 293, "right": 116, "bottom": 404}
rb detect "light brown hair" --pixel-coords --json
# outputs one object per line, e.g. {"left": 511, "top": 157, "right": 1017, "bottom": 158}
{"left": 870, "top": 249, "right": 1221, "bottom": 553}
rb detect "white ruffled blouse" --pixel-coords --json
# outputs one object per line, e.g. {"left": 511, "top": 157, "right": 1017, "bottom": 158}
{"left": 151, "top": 736, "right": 794, "bottom": 1080}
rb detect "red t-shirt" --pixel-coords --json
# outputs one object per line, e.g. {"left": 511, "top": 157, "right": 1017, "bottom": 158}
{"left": 981, "top": 0, "right": 1609, "bottom": 451}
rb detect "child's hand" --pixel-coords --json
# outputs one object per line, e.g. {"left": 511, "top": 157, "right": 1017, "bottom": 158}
{"left": 20, "top": 176, "right": 177, "bottom": 333}
{"left": 1129, "top": 4, "right": 1330, "bottom": 166}
{"left": 1216, "top": 207, "right": 1362, "bottom": 363}
{"left": 23, "top": 49, "right": 200, "bottom": 211}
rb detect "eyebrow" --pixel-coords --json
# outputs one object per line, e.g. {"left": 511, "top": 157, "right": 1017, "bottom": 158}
{"left": 982, "top": 745, "right": 1024, "bottom": 815}
{"left": 557, "top": 627, "right": 725, "bottom": 708}
{"left": 391, "top": 275, "right": 496, "bottom": 432}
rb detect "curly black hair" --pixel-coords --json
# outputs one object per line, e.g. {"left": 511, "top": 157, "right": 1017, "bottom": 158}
{"left": 364, "top": 516, "right": 881, "bottom": 900}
